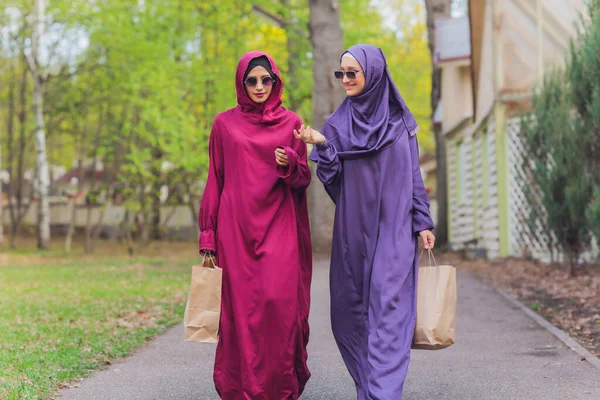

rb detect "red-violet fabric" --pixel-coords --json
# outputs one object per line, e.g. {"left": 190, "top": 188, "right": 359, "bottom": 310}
{"left": 199, "top": 51, "right": 313, "bottom": 400}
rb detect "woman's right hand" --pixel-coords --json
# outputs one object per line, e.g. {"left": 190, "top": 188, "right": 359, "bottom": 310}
{"left": 293, "top": 124, "right": 326, "bottom": 145}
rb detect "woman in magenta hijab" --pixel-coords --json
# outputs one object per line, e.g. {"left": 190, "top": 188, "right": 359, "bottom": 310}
{"left": 199, "top": 51, "right": 312, "bottom": 399}
{"left": 296, "top": 44, "right": 435, "bottom": 399}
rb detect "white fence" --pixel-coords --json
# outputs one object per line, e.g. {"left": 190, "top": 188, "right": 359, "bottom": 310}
{"left": 448, "top": 116, "right": 598, "bottom": 262}
{"left": 1, "top": 201, "right": 198, "bottom": 237}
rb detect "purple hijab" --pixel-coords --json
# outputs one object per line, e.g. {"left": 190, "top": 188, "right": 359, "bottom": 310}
{"left": 311, "top": 44, "right": 418, "bottom": 161}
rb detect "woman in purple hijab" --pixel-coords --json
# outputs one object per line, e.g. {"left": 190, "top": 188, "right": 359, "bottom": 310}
{"left": 294, "top": 44, "right": 435, "bottom": 399}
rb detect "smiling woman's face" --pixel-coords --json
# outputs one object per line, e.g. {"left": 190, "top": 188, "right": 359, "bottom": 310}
{"left": 244, "top": 66, "right": 273, "bottom": 104}
{"left": 340, "top": 57, "right": 365, "bottom": 97}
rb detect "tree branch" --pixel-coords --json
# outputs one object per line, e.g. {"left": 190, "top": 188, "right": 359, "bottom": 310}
{"left": 252, "top": 4, "right": 308, "bottom": 38}
{"left": 24, "top": 49, "right": 37, "bottom": 76}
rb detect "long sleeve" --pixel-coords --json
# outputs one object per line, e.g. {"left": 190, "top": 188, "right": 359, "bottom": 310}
{"left": 309, "top": 141, "right": 343, "bottom": 204}
{"left": 198, "top": 119, "right": 224, "bottom": 254}
{"left": 276, "top": 132, "right": 311, "bottom": 190}
{"left": 409, "top": 133, "right": 434, "bottom": 234}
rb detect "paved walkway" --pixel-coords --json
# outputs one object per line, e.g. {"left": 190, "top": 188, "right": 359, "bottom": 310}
{"left": 59, "top": 260, "right": 600, "bottom": 399}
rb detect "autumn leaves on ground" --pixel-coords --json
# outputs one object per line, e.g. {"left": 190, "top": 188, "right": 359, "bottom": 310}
{"left": 0, "top": 237, "right": 196, "bottom": 400}
{"left": 448, "top": 252, "right": 600, "bottom": 358}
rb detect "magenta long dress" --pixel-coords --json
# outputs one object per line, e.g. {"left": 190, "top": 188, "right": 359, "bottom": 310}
{"left": 198, "top": 51, "right": 313, "bottom": 400}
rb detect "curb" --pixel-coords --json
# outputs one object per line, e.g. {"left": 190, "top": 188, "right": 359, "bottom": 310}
{"left": 495, "top": 288, "right": 600, "bottom": 370}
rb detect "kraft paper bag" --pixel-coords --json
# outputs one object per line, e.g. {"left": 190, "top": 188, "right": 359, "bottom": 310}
{"left": 412, "top": 250, "right": 456, "bottom": 350}
{"left": 183, "top": 256, "right": 222, "bottom": 343}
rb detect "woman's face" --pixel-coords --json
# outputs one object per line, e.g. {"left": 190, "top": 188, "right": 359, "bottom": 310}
{"left": 244, "top": 66, "right": 274, "bottom": 104}
{"left": 340, "top": 57, "right": 366, "bottom": 97}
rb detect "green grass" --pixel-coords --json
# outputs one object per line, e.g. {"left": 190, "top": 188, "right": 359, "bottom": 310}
{"left": 0, "top": 256, "right": 195, "bottom": 399}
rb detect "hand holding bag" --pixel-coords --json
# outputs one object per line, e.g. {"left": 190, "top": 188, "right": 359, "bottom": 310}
{"left": 412, "top": 249, "right": 457, "bottom": 350}
{"left": 183, "top": 255, "right": 222, "bottom": 343}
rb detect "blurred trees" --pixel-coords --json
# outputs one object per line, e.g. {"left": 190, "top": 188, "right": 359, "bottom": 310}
{"left": 0, "top": 0, "right": 433, "bottom": 251}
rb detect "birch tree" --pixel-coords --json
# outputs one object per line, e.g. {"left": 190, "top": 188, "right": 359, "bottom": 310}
{"left": 0, "top": 114, "right": 3, "bottom": 248}
{"left": 0, "top": 59, "right": 4, "bottom": 248}
{"left": 26, "top": 0, "right": 51, "bottom": 249}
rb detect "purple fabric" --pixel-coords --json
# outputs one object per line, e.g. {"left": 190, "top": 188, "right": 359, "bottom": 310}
{"left": 310, "top": 44, "right": 434, "bottom": 399}
{"left": 314, "top": 44, "right": 418, "bottom": 160}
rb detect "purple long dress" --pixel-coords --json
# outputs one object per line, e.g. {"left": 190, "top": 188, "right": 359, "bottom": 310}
{"left": 310, "top": 45, "right": 434, "bottom": 400}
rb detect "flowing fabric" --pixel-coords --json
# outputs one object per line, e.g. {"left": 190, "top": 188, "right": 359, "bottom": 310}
{"left": 199, "top": 51, "right": 312, "bottom": 400}
{"left": 310, "top": 44, "right": 434, "bottom": 400}
{"left": 319, "top": 44, "right": 419, "bottom": 159}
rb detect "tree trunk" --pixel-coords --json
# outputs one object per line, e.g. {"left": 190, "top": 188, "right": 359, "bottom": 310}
{"left": 90, "top": 203, "right": 108, "bottom": 252}
{"left": 91, "top": 184, "right": 116, "bottom": 253}
{"left": 0, "top": 114, "right": 4, "bottom": 248}
{"left": 151, "top": 188, "right": 162, "bottom": 240}
{"left": 150, "top": 147, "right": 163, "bottom": 240}
{"left": 84, "top": 197, "right": 94, "bottom": 253}
{"left": 425, "top": 0, "right": 451, "bottom": 247}
{"left": 568, "top": 249, "right": 577, "bottom": 278}
{"left": 85, "top": 104, "right": 104, "bottom": 253}
{"left": 0, "top": 62, "right": 5, "bottom": 248}
{"left": 13, "top": 51, "right": 29, "bottom": 248}
{"left": 0, "top": 2, "right": 6, "bottom": 247}
{"left": 6, "top": 58, "right": 17, "bottom": 249}
{"left": 64, "top": 176, "right": 80, "bottom": 253}
{"left": 65, "top": 146, "right": 83, "bottom": 253}
{"left": 121, "top": 209, "right": 135, "bottom": 256}
{"left": 65, "top": 112, "right": 87, "bottom": 253}
{"left": 137, "top": 188, "right": 152, "bottom": 250}
{"left": 32, "top": 0, "right": 51, "bottom": 250}
{"left": 185, "top": 180, "right": 199, "bottom": 237}
{"left": 308, "top": 0, "right": 345, "bottom": 253}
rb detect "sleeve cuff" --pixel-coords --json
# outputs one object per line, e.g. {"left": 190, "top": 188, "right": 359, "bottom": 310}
{"left": 413, "top": 221, "right": 435, "bottom": 235}
{"left": 316, "top": 141, "right": 331, "bottom": 151}
{"left": 276, "top": 146, "right": 299, "bottom": 179}
{"left": 315, "top": 141, "right": 337, "bottom": 159}
{"left": 199, "top": 229, "right": 216, "bottom": 253}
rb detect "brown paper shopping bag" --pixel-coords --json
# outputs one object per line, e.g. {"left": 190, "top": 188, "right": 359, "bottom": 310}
{"left": 183, "top": 256, "right": 222, "bottom": 343}
{"left": 412, "top": 249, "right": 456, "bottom": 350}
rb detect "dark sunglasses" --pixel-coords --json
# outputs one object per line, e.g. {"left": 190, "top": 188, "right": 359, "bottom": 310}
{"left": 244, "top": 76, "right": 275, "bottom": 88}
{"left": 334, "top": 70, "right": 363, "bottom": 80}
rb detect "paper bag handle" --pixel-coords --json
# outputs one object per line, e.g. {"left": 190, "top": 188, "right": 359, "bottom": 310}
{"left": 418, "top": 248, "right": 438, "bottom": 267}
{"left": 200, "top": 254, "right": 218, "bottom": 269}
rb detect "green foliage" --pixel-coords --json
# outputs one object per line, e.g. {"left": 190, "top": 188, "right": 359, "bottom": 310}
{"left": 341, "top": 0, "right": 434, "bottom": 152}
{"left": 1, "top": 0, "right": 434, "bottom": 243}
{"left": 520, "top": 0, "right": 600, "bottom": 267}
{"left": 568, "top": 0, "right": 600, "bottom": 242}
{"left": 521, "top": 70, "right": 594, "bottom": 266}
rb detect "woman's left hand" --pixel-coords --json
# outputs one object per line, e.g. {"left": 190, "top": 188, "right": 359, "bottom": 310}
{"left": 293, "top": 124, "right": 326, "bottom": 145}
{"left": 275, "top": 148, "right": 289, "bottom": 167}
{"left": 419, "top": 230, "right": 435, "bottom": 250}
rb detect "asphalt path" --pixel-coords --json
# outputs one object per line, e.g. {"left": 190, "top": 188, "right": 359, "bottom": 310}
{"left": 59, "top": 259, "right": 600, "bottom": 400}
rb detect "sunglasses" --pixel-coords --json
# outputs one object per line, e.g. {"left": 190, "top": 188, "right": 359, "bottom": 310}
{"left": 244, "top": 76, "right": 275, "bottom": 88}
{"left": 334, "top": 70, "right": 363, "bottom": 80}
